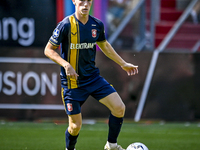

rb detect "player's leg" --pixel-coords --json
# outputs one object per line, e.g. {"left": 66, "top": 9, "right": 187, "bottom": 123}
{"left": 62, "top": 87, "right": 89, "bottom": 150}
{"left": 89, "top": 76, "right": 125, "bottom": 149}
{"left": 100, "top": 92, "right": 125, "bottom": 117}
{"left": 100, "top": 92, "right": 125, "bottom": 150}
{"left": 66, "top": 113, "right": 82, "bottom": 150}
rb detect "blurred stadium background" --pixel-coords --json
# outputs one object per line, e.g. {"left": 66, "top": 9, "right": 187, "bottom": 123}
{"left": 0, "top": 0, "right": 200, "bottom": 123}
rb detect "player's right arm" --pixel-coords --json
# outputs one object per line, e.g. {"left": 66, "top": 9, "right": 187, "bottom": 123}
{"left": 44, "top": 42, "right": 79, "bottom": 80}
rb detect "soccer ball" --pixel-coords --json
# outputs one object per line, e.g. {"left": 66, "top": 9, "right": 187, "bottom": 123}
{"left": 126, "top": 142, "right": 149, "bottom": 150}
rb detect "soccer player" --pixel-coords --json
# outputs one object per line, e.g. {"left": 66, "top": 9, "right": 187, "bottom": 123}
{"left": 44, "top": 0, "right": 138, "bottom": 150}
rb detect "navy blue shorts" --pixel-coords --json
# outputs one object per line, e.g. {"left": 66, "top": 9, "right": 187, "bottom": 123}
{"left": 61, "top": 75, "right": 116, "bottom": 115}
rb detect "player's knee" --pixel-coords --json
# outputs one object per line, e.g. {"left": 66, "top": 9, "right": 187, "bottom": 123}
{"left": 113, "top": 103, "right": 125, "bottom": 118}
{"left": 69, "top": 123, "right": 82, "bottom": 135}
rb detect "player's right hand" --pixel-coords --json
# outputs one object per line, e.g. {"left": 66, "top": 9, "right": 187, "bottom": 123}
{"left": 64, "top": 64, "right": 79, "bottom": 80}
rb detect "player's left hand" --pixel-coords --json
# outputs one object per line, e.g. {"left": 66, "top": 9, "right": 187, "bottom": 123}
{"left": 121, "top": 63, "right": 138, "bottom": 76}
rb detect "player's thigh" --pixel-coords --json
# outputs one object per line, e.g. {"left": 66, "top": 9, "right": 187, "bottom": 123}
{"left": 99, "top": 92, "right": 125, "bottom": 117}
{"left": 68, "top": 113, "right": 82, "bottom": 136}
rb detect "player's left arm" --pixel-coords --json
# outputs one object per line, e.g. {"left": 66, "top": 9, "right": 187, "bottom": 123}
{"left": 97, "top": 40, "right": 138, "bottom": 76}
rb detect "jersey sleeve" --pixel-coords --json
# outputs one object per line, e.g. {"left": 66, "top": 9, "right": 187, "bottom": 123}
{"left": 97, "top": 22, "right": 106, "bottom": 42}
{"left": 49, "top": 22, "right": 67, "bottom": 47}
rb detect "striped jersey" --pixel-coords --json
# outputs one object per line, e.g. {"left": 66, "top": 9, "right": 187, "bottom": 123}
{"left": 49, "top": 14, "right": 106, "bottom": 89}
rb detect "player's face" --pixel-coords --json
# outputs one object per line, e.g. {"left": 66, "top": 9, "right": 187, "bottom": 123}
{"left": 73, "top": 0, "right": 93, "bottom": 17}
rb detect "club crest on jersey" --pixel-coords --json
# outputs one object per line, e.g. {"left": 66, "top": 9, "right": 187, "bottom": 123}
{"left": 92, "top": 29, "right": 97, "bottom": 38}
{"left": 53, "top": 28, "right": 60, "bottom": 38}
{"left": 67, "top": 103, "right": 73, "bottom": 112}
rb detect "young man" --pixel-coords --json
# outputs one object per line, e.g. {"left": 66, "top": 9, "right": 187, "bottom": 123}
{"left": 44, "top": 0, "right": 138, "bottom": 150}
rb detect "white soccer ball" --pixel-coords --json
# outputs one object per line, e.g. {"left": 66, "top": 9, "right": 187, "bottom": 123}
{"left": 126, "top": 142, "right": 149, "bottom": 150}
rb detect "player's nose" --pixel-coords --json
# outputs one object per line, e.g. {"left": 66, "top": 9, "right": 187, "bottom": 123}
{"left": 83, "top": 1, "right": 89, "bottom": 6}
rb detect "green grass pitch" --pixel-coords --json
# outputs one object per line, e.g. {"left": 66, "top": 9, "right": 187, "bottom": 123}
{"left": 0, "top": 121, "right": 200, "bottom": 150}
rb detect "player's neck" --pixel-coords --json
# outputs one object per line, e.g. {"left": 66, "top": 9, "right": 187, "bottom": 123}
{"left": 75, "top": 12, "right": 89, "bottom": 25}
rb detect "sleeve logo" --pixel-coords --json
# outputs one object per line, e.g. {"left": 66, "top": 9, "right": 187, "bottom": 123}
{"left": 53, "top": 28, "right": 60, "bottom": 38}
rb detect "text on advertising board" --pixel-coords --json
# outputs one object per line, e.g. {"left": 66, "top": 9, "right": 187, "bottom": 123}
{"left": 0, "top": 17, "right": 35, "bottom": 46}
{"left": 0, "top": 71, "right": 57, "bottom": 96}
